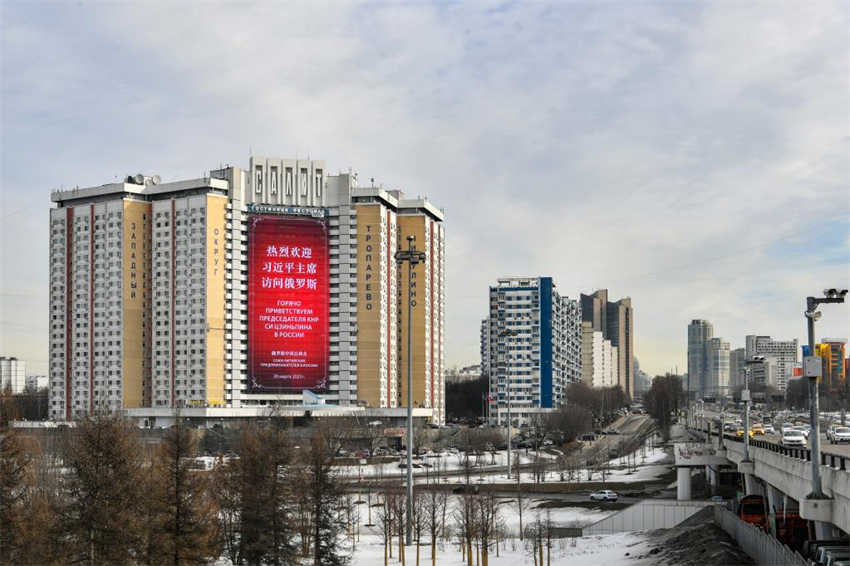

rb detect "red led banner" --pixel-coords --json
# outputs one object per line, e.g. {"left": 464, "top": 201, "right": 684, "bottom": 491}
{"left": 248, "top": 215, "right": 329, "bottom": 392}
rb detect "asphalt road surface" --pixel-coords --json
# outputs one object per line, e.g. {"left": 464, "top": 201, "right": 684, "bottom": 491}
{"left": 695, "top": 409, "right": 850, "bottom": 458}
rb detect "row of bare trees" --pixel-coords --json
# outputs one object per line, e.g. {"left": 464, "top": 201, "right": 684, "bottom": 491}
{"left": 0, "top": 412, "right": 353, "bottom": 566}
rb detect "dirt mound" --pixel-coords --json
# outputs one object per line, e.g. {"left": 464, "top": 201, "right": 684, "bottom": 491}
{"left": 633, "top": 508, "right": 753, "bottom": 565}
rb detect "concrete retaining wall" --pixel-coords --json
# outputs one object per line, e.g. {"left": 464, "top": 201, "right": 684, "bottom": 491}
{"left": 582, "top": 499, "right": 713, "bottom": 535}
{"left": 713, "top": 505, "right": 808, "bottom": 566}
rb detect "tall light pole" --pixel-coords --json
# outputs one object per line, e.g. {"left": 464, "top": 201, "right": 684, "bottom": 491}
{"left": 498, "top": 328, "right": 518, "bottom": 478}
{"left": 395, "top": 235, "right": 426, "bottom": 545}
{"left": 803, "top": 288, "right": 847, "bottom": 499}
{"left": 742, "top": 356, "right": 764, "bottom": 463}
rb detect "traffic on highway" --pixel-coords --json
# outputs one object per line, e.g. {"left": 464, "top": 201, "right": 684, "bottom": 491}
{"left": 693, "top": 404, "right": 850, "bottom": 458}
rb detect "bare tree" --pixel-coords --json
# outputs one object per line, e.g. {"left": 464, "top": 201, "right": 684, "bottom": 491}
{"left": 453, "top": 494, "right": 475, "bottom": 566}
{"left": 412, "top": 490, "right": 426, "bottom": 566}
{"left": 423, "top": 487, "right": 447, "bottom": 566}
{"left": 514, "top": 451, "right": 526, "bottom": 541}
{"left": 376, "top": 489, "right": 397, "bottom": 566}
{"left": 474, "top": 493, "right": 500, "bottom": 566}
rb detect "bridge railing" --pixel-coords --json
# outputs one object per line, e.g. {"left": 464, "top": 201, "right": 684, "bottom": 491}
{"left": 687, "top": 426, "right": 848, "bottom": 472}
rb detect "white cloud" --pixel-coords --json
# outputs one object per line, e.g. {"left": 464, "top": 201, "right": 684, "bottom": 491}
{"left": 1, "top": 1, "right": 847, "bottom": 376}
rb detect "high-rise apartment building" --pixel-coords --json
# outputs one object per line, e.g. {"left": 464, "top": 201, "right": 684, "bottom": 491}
{"left": 48, "top": 157, "right": 445, "bottom": 423}
{"left": 0, "top": 357, "right": 26, "bottom": 394}
{"left": 480, "top": 319, "right": 491, "bottom": 378}
{"left": 817, "top": 339, "right": 846, "bottom": 391}
{"left": 747, "top": 357, "right": 777, "bottom": 389}
{"left": 703, "top": 337, "right": 730, "bottom": 396}
{"left": 580, "top": 321, "right": 617, "bottom": 388}
{"left": 687, "top": 319, "right": 713, "bottom": 396}
{"left": 580, "top": 290, "right": 634, "bottom": 398}
{"left": 484, "top": 277, "right": 581, "bottom": 424}
{"left": 729, "top": 347, "right": 746, "bottom": 390}
{"left": 744, "top": 335, "right": 798, "bottom": 392}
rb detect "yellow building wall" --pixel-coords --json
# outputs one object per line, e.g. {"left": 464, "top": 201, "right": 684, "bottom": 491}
{"left": 122, "top": 200, "right": 151, "bottom": 408}
{"left": 398, "top": 215, "right": 429, "bottom": 408}
{"left": 205, "top": 195, "right": 227, "bottom": 406}
{"left": 355, "top": 204, "right": 385, "bottom": 407}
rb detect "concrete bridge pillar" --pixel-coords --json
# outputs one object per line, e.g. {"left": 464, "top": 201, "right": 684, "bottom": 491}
{"left": 677, "top": 467, "right": 692, "bottom": 501}
{"left": 814, "top": 521, "right": 835, "bottom": 539}
{"left": 765, "top": 484, "right": 783, "bottom": 536}
{"left": 744, "top": 474, "right": 764, "bottom": 496}
{"left": 705, "top": 465, "right": 719, "bottom": 495}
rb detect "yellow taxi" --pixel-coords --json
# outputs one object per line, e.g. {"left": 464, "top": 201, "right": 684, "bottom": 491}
{"left": 736, "top": 427, "right": 755, "bottom": 438}
{"left": 750, "top": 424, "right": 765, "bottom": 436}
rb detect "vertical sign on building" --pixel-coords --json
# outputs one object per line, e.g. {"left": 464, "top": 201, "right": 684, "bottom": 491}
{"left": 248, "top": 215, "right": 329, "bottom": 392}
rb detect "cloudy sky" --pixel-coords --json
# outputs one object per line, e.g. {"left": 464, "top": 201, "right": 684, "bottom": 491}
{"left": 1, "top": 1, "right": 848, "bottom": 377}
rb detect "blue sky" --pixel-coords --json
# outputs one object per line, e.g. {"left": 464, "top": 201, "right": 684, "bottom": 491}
{"left": 1, "top": 1, "right": 848, "bottom": 376}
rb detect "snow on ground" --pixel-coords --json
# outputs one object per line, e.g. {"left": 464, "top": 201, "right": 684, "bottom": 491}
{"left": 347, "top": 489, "right": 630, "bottom": 564}
{"left": 349, "top": 531, "right": 653, "bottom": 566}
{"left": 339, "top": 437, "right": 672, "bottom": 486}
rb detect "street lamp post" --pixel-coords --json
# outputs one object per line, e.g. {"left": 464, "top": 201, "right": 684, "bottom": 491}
{"left": 803, "top": 288, "right": 847, "bottom": 499}
{"left": 743, "top": 356, "right": 765, "bottom": 463}
{"left": 499, "top": 328, "right": 518, "bottom": 478}
{"left": 395, "top": 235, "right": 426, "bottom": 546}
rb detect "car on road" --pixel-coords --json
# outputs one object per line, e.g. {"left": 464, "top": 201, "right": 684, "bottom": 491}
{"left": 763, "top": 424, "right": 775, "bottom": 435}
{"left": 735, "top": 427, "right": 754, "bottom": 438}
{"left": 827, "top": 426, "right": 850, "bottom": 444}
{"left": 750, "top": 423, "right": 765, "bottom": 436}
{"left": 792, "top": 425, "right": 810, "bottom": 439}
{"left": 589, "top": 490, "right": 618, "bottom": 502}
{"left": 781, "top": 430, "right": 807, "bottom": 447}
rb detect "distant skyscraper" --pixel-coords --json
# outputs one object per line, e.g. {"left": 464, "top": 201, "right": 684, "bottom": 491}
{"left": 704, "top": 338, "right": 730, "bottom": 396}
{"left": 687, "top": 319, "right": 713, "bottom": 396}
{"left": 729, "top": 348, "right": 746, "bottom": 390}
{"left": 745, "top": 335, "right": 798, "bottom": 392}
{"left": 580, "top": 321, "right": 617, "bottom": 388}
{"left": 485, "top": 277, "right": 581, "bottom": 424}
{"left": 581, "top": 290, "right": 634, "bottom": 398}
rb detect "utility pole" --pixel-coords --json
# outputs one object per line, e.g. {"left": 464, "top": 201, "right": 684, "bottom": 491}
{"left": 395, "top": 235, "right": 426, "bottom": 546}
{"left": 499, "top": 328, "right": 518, "bottom": 478}
{"left": 803, "top": 289, "right": 847, "bottom": 499}
{"left": 743, "top": 357, "right": 764, "bottom": 463}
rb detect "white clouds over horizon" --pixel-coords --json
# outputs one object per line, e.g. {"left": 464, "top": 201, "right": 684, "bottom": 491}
{"left": 1, "top": 1, "right": 848, "bottom": 376}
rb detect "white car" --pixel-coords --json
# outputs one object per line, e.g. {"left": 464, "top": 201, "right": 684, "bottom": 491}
{"left": 793, "top": 425, "right": 810, "bottom": 439}
{"left": 781, "top": 430, "right": 807, "bottom": 447}
{"left": 827, "top": 426, "right": 850, "bottom": 444}
{"left": 763, "top": 424, "right": 775, "bottom": 435}
{"left": 590, "top": 490, "right": 618, "bottom": 502}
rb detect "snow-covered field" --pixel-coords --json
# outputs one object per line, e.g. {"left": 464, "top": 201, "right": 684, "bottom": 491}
{"left": 338, "top": 437, "right": 671, "bottom": 486}
{"left": 349, "top": 531, "right": 653, "bottom": 565}
{"left": 341, "top": 438, "right": 671, "bottom": 564}
{"left": 346, "top": 494, "right": 649, "bottom": 566}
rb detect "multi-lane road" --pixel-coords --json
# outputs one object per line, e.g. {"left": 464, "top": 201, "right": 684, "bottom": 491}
{"left": 694, "top": 408, "right": 850, "bottom": 458}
